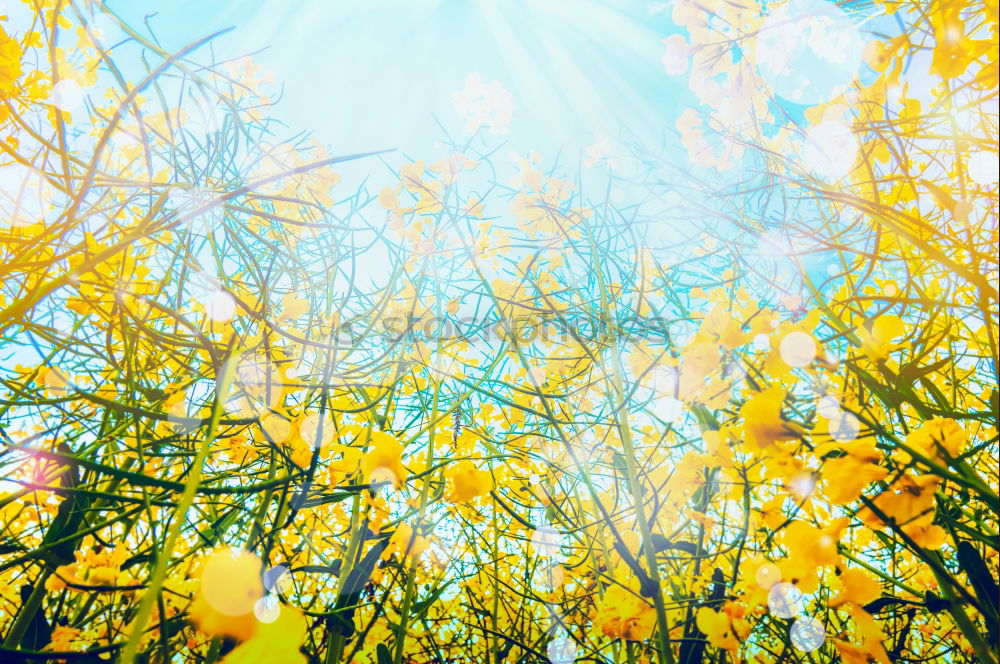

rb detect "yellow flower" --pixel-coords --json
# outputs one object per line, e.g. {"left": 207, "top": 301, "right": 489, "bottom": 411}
{"left": 444, "top": 459, "right": 492, "bottom": 503}
{"left": 188, "top": 549, "right": 263, "bottom": 641}
{"left": 904, "top": 418, "right": 967, "bottom": 464}
{"left": 928, "top": 3, "right": 975, "bottom": 79}
{"left": 677, "top": 341, "right": 722, "bottom": 398}
{"left": 698, "top": 304, "right": 750, "bottom": 349}
{"left": 740, "top": 386, "right": 801, "bottom": 450}
{"left": 222, "top": 605, "right": 308, "bottom": 664}
{"left": 280, "top": 293, "right": 310, "bottom": 320}
{"left": 46, "top": 625, "right": 82, "bottom": 652}
{"left": 696, "top": 607, "right": 732, "bottom": 647}
{"left": 87, "top": 563, "right": 120, "bottom": 586}
{"left": 856, "top": 315, "right": 904, "bottom": 361}
{"left": 695, "top": 602, "right": 748, "bottom": 655}
{"left": 834, "top": 639, "right": 886, "bottom": 664}
{"left": 833, "top": 605, "right": 891, "bottom": 664}
{"left": 79, "top": 545, "right": 129, "bottom": 587}
{"left": 831, "top": 568, "right": 882, "bottom": 607}
{"left": 595, "top": 584, "right": 657, "bottom": 642}
{"left": 259, "top": 412, "right": 293, "bottom": 444}
{"left": 0, "top": 26, "right": 24, "bottom": 94}
{"left": 820, "top": 441, "right": 889, "bottom": 504}
{"left": 859, "top": 474, "right": 946, "bottom": 549}
{"left": 781, "top": 519, "right": 848, "bottom": 592}
{"left": 47, "top": 563, "right": 83, "bottom": 591}
{"left": 386, "top": 522, "right": 429, "bottom": 561}
{"left": 900, "top": 520, "right": 947, "bottom": 550}
{"left": 328, "top": 444, "right": 363, "bottom": 487}
{"left": 361, "top": 431, "right": 407, "bottom": 488}
{"left": 378, "top": 185, "right": 400, "bottom": 210}
{"left": 189, "top": 592, "right": 257, "bottom": 642}
{"left": 37, "top": 366, "right": 73, "bottom": 397}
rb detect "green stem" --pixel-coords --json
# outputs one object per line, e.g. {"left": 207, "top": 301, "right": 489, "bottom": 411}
{"left": 325, "top": 491, "right": 363, "bottom": 664}
{"left": 2, "top": 569, "right": 52, "bottom": 649}
{"left": 119, "top": 354, "right": 237, "bottom": 664}
{"left": 393, "top": 375, "right": 440, "bottom": 664}
{"left": 930, "top": 559, "right": 997, "bottom": 664}
{"left": 610, "top": 347, "right": 676, "bottom": 664}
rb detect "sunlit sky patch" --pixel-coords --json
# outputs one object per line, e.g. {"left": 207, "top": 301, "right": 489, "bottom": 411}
{"left": 0, "top": 0, "right": 946, "bottom": 376}
{"left": 111, "top": 0, "right": 684, "bottom": 161}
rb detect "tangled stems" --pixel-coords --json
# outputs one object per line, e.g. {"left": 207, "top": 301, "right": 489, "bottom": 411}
{"left": 0, "top": 1, "right": 997, "bottom": 663}
{"left": 118, "top": 351, "right": 237, "bottom": 664}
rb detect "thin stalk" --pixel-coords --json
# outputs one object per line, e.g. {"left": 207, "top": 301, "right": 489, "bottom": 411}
{"left": 119, "top": 352, "right": 237, "bottom": 664}
{"left": 392, "top": 376, "right": 441, "bottom": 664}
{"left": 609, "top": 344, "right": 676, "bottom": 664}
{"left": 1, "top": 569, "right": 53, "bottom": 649}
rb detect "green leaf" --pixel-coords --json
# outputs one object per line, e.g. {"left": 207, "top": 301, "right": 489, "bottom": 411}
{"left": 376, "top": 642, "right": 393, "bottom": 664}
{"left": 649, "top": 534, "right": 697, "bottom": 554}
{"left": 957, "top": 541, "right": 1000, "bottom": 640}
{"left": 897, "top": 355, "right": 951, "bottom": 384}
{"left": 329, "top": 538, "right": 389, "bottom": 637}
{"left": 336, "top": 538, "right": 387, "bottom": 608}
{"left": 412, "top": 581, "right": 451, "bottom": 617}
{"left": 40, "top": 446, "right": 90, "bottom": 566}
{"left": 17, "top": 583, "right": 51, "bottom": 651}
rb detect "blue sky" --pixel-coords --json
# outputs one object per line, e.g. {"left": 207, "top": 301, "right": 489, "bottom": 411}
{"left": 107, "top": 0, "right": 688, "bottom": 161}
{"left": 0, "top": 0, "right": 698, "bottom": 374}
